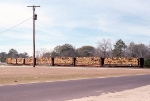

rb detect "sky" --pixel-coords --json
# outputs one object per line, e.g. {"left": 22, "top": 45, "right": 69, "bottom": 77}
{"left": 0, "top": 0, "right": 150, "bottom": 56}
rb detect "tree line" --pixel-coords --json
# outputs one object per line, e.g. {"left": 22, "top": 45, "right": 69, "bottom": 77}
{"left": 0, "top": 49, "right": 28, "bottom": 62}
{"left": 36, "top": 39, "right": 150, "bottom": 60}
{"left": 1, "top": 39, "right": 150, "bottom": 66}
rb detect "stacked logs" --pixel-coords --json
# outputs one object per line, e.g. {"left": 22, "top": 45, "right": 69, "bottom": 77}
{"left": 25, "top": 58, "right": 33, "bottom": 65}
{"left": 17, "top": 58, "right": 25, "bottom": 65}
{"left": 11, "top": 58, "right": 17, "bottom": 64}
{"left": 54, "top": 57, "right": 74, "bottom": 66}
{"left": 104, "top": 57, "right": 138, "bottom": 66}
{"left": 75, "top": 57, "right": 101, "bottom": 67}
{"left": 125, "top": 58, "right": 138, "bottom": 66}
{"left": 6, "top": 57, "right": 143, "bottom": 67}
{"left": 7, "top": 58, "right": 25, "bottom": 65}
{"left": 6, "top": 58, "right": 12, "bottom": 64}
{"left": 36, "top": 58, "right": 53, "bottom": 66}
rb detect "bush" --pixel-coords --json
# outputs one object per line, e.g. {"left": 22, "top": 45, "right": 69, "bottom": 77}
{"left": 144, "top": 59, "right": 150, "bottom": 68}
{"left": 0, "top": 58, "right": 6, "bottom": 62}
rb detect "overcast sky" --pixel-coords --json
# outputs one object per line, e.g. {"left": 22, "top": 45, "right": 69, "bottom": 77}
{"left": 0, "top": 0, "right": 150, "bottom": 55}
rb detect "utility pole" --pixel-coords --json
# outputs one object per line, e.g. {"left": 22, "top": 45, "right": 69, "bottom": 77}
{"left": 27, "top": 5, "right": 40, "bottom": 67}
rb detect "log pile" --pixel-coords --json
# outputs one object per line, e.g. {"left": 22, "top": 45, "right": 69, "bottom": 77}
{"left": 17, "top": 58, "right": 25, "bottom": 65}
{"left": 127, "top": 58, "right": 138, "bottom": 66}
{"left": 5, "top": 57, "right": 142, "bottom": 67}
{"left": 6, "top": 58, "right": 12, "bottom": 64}
{"left": 25, "top": 58, "right": 33, "bottom": 65}
{"left": 54, "top": 57, "right": 74, "bottom": 66}
{"left": 104, "top": 57, "right": 138, "bottom": 66}
{"left": 36, "top": 58, "right": 52, "bottom": 65}
{"left": 75, "top": 57, "right": 101, "bottom": 67}
{"left": 11, "top": 58, "right": 17, "bottom": 64}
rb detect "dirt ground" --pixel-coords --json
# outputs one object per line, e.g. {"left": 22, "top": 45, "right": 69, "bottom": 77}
{"left": 0, "top": 66, "right": 150, "bottom": 86}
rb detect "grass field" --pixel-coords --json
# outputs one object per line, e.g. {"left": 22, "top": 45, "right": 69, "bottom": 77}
{"left": 0, "top": 66, "right": 150, "bottom": 86}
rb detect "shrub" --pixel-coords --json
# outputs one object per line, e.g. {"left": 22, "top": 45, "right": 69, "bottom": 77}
{"left": 144, "top": 59, "right": 150, "bottom": 68}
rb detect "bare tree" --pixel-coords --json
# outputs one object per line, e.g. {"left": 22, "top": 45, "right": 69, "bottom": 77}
{"left": 43, "top": 52, "right": 51, "bottom": 57}
{"left": 126, "top": 42, "right": 150, "bottom": 59}
{"left": 35, "top": 48, "right": 48, "bottom": 58}
{"left": 96, "top": 39, "right": 112, "bottom": 58}
{"left": 125, "top": 42, "right": 134, "bottom": 57}
{"left": 35, "top": 50, "right": 41, "bottom": 58}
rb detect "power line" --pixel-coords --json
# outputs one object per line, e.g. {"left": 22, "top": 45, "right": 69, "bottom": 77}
{"left": 0, "top": 17, "right": 32, "bottom": 34}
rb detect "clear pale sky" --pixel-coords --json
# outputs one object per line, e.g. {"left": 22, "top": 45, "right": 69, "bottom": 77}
{"left": 0, "top": 0, "right": 150, "bottom": 55}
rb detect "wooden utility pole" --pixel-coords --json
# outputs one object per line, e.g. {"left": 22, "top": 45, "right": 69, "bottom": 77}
{"left": 27, "top": 5, "right": 40, "bottom": 67}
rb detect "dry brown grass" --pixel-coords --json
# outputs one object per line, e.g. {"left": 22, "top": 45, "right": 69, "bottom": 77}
{"left": 0, "top": 66, "right": 150, "bottom": 85}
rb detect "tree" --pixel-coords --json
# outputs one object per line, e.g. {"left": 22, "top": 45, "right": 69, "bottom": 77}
{"left": 51, "top": 44, "right": 77, "bottom": 57}
{"left": 18, "top": 52, "right": 29, "bottom": 58}
{"left": 50, "top": 51, "right": 57, "bottom": 58}
{"left": 0, "top": 52, "right": 7, "bottom": 62}
{"left": 135, "top": 44, "right": 150, "bottom": 59}
{"left": 126, "top": 42, "right": 150, "bottom": 59}
{"left": 113, "top": 39, "right": 127, "bottom": 57}
{"left": 96, "top": 39, "right": 112, "bottom": 58}
{"left": 43, "top": 52, "right": 51, "bottom": 57}
{"left": 35, "top": 48, "right": 48, "bottom": 58}
{"left": 7, "top": 48, "right": 18, "bottom": 58}
{"left": 77, "top": 46, "right": 95, "bottom": 57}
{"left": 125, "top": 42, "right": 135, "bottom": 57}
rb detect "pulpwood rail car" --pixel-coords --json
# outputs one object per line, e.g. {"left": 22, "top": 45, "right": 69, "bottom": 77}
{"left": 6, "top": 57, "right": 144, "bottom": 67}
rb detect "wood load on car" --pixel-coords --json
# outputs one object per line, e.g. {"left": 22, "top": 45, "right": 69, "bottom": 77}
{"left": 6, "top": 57, "right": 144, "bottom": 67}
